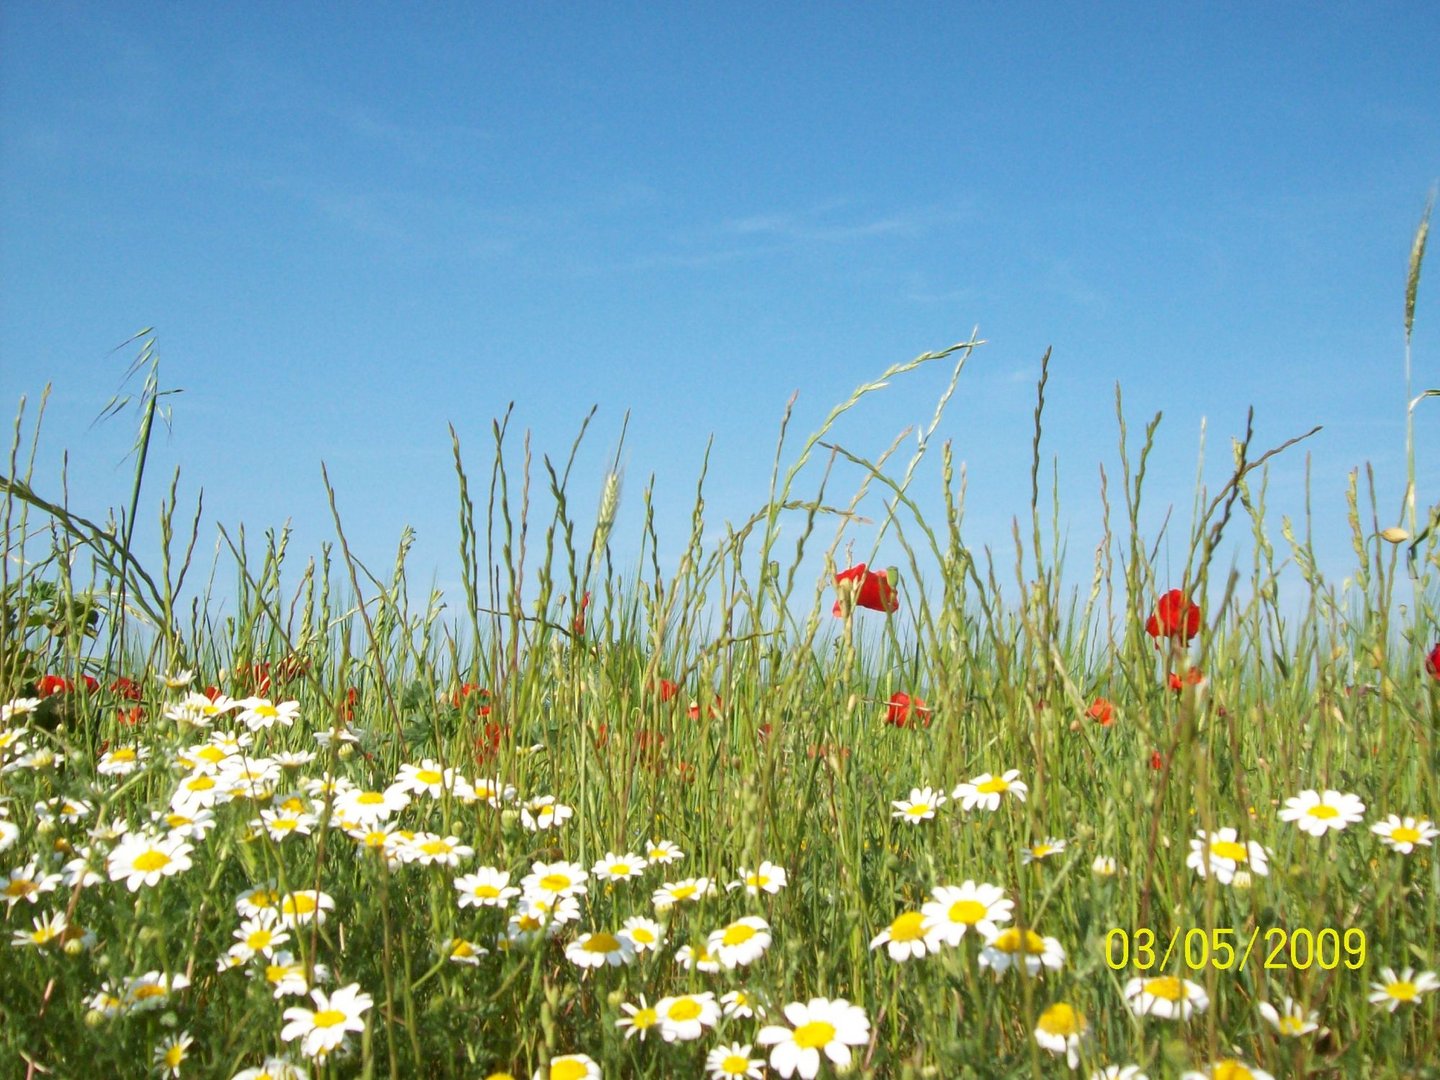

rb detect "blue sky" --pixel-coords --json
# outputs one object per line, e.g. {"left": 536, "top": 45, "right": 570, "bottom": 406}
{"left": 2, "top": 3, "right": 1438, "bottom": 625}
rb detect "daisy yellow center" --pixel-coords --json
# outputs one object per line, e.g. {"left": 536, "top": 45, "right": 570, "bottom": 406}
{"left": 1031, "top": 845, "right": 1055, "bottom": 857}
{"left": 948, "top": 899, "right": 987, "bottom": 924}
{"left": 993, "top": 927, "right": 1045, "bottom": 954}
{"left": 539, "top": 873, "right": 571, "bottom": 892}
{"left": 282, "top": 894, "right": 317, "bottom": 914}
{"left": 164, "top": 1044, "right": 185, "bottom": 1067}
{"left": 668, "top": 998, "right": 703, "bottom": 1021}
{"left": 1212, "top": 1064, "right": 1255, "bottom": 1080}
{"left": 420, "top": 839, "right": 452, "bottom": 855}
{"left": 247, "top": 929, "right": 273, "bottom": 948}
{"left": 793, "top": 1020, "right": 837, "bottom": 1049}
{"left": 631, "top": 1007, "right": 658, "bottom": 1027}
{"left": 648, "top": 848, "right": 667, "bottom": 859}
{"left": 905, "top": 804, "right": 932, "bottom": 817}
{"left": 311, "top": 1008, "right": 346, "bottom": 1029}
{"left": 133, "top": 850, "right": 171, "bottom": 872}
{"left": 416, "top": 769, "right": 442, "bottom": 785}
{"left": 4, "top": 881, "right": 37, "bottom": 897}
{"left": 515, "top": 915, "right": 542, "bottom": 931}
{"left": 357, "top": 791, "right": 385, "bottom": 805}
{"left": 363, "top": 832, "right": 387, "bottom": 847}
{"left": 251, "top": 889, "right": 280, "bottom": 907}
{"left": 452, "top": 940, "right": 475, "bottom": 957}
{"left": 256, "top": 705, "right": 278, "bottom": 718}
{"left": 196, "top": 747, "right": 226, "bottom": 764}
{"left": 165, "top": 814, "right": 193, "bottom": 827}
{"left": 474, "top": 884, "right": 500, "bottom": 898}
{"left": 133, "top": 984, "right": 167, "bottom": 1000}
{"left": 583, "top": 933, "right": 620, "bottom": 953}
{"left": 1210, "top": 839, "right": 1248, "bottom": 861}
{"left": 1142, "top": 976, "right": 1186, "bottom": 1001}
{"left": 629, "top": 926, "right": 654, "bottom": 943}
{"left": 1306, "top": 804, "right": 1340, "bottom": 819}
{"left": 1392, "top": 826, "right": 1422, "bottom": 844}
{"left": 889, "top": 911, "right": 927, "bottom": 941}
{"left": 609, "top": 863, "right": 632, "bottom": 876}
{"left": 671, "top": 884, "right": 697, "bottom": 900}
{"left": 272, "top": 818, "right": 298, "bottom": 831}
{"left": 1037, "top": 1002, "right": 1084, "bottom": 1036}
{"left": 977, "top": 777, "right": 1010, "bottom": 794}
{"left": 721, "top": 1054, "right": 750, "bottom": 1075}
{"left": 280, "top": 796, "right": 306, "bottom": 812}
{"left": 265, "top": 964, "right": 298, "bottom": 983}
{"left": 186, "top": 775, "right": 216, "bottom": 791}
{"left": 113, "top": 749, "right": 136, "bottom": 761}
{"left": 1278, "top": 1015, "right": 1308, "bottom": 1035}
{"left": 723, "top": 923, "right": 757, "bottom": 946}
{"left": 746, "top": 873, "right": 768, "bottom": 887}
{"left": 1386, "top": 981, "right": 1418, "bottom": 1001}
{"left": 551, "top": 1063, "right": 587, "bottom": 1080}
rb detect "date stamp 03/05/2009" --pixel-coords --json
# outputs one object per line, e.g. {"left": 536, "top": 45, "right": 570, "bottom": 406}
{"left": 1105, "top": 927, "right": 1367, "bottom": 973}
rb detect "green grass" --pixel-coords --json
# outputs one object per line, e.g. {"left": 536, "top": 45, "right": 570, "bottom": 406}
{"left": 1, "top": 214, "right": 1437, "bottom": 1080}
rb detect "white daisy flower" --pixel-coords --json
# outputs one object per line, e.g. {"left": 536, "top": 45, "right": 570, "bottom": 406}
{"left": 1034, "top": 1002, "right": 1087, "bottom": 1069}
{"left": 675, "top": 943, "right": 722, "bottom": 972}
{"left": 722, "top": 988, "right": 764, "bottom": 1019}
{"left": 228, "top": 910, "right": 291, "bottom": 962}
{"left": 707, "top": 1041, "right": 765, "bottom": 1079}
{"left": 952, "top": 769, "right": 1028, "bottom": 812}
{"left": 107, "top": 832, "right": 194, "bottom": 891}
{"left": 653, "top": 876, "right": 714, "bottom": 909}
{"left": 465, "top": 776, "right": 516, "bottom": 807}
{"left": 870, "top": 911, "right": 935, "bottom": 962}
{"left": 1022, "top": 837, "right": 1067, "bottom": 863}
{"left": 520, "top": 796, "right": 573, "bottom": 831}
{"left": 654, "top": 991, "right": 720, "bottom": 1042}
{"left": 620, "top": 915, "right": 664, "bottom": 953}
{"left": 236, "top": 697, "right": 301, "bottom": 732}
{"left": 97, "top": 745, "right": 148, "bottom": 776}
{"left": 727, "top": 860, "right": 788, "bottom": 895}
{"left": 891, "top": 786, "right": 946, "bottom": 824}
{"left": 521, "top": 860, "right": 589, "bottom": 899}
{"left": 454, "top": 867, "right": 521, "bottom": 909}
{"left": 757, "top": 997, "right": 870, "bottom": 1079}
{"left": 397, "top": 832, "right": 473, "bottom": 868}
{"left": 708, "top": 915, "right": 772, "bottom": 968}
{"left": 1278, "top": 789, "right": 1366, "bottom": 836}
{"left": 644, "top": 838, "right": 684, "bottom": 865}
{"left": 335, "top": 787, "right": 410, "bottom": 823}
{"left": 1180, "top": 1062, "right": 1274, "bottom": 1080}
{"left": 615, "top": 994, "right": 660, "bottom": 1041}
{"left": 1186, "top": 827, "right": 1269, "bottom": 885}
{"left": 280, "top": 983, "right": 372, "bottom": 1060}
{"left": 530, "top": 1054, "right": 599, "bottom": 1080}
{"left": 922, "top": 881, "right": 1013, "bottom": 947}
{"left": 1124, "top": 975, "right": 1209, "bottom": 1019}
{"left": 1371, "top": 814, "right": 1439, "bottom": 854}
{"left": 1369, "top": 966, "right": 1440, "bottom": 1011}
{"left": 1258, "top": 996, "right": 1320, "bottom": 1037}
{"left": 592, "top": 851, "right": 646, "bottom": 883}
{"left": 979, "top": 926, "right": 1066, "bottom": 976}
{"left": 444, "top": 937, "right": 488, "bottom": 965}
{"left": 124, "top": 970, "right": 191, "bottom": 1012}
{"left": 11, "top": 910, "right": 69, "bottom": 948}
{"left": 566, "top": 929, "right": 635, "bottom": 969}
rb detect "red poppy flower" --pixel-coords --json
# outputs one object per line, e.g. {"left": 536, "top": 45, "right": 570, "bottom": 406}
{"left": 832, "top": 564, "right": 899, "bottom": 617}
{"left": 884, "top": 692, "right": 931, "bottom": 728}
{"left": 110, "top": 677, "right": 143, "bottom": 702}
{"left": 1150, "top": 749, "right": 1164, "bottom": 770}
{"left": 203, "top": 685, "right": 223, "bottom": 702}
{"left": 1086, "top": 697, "right": 1115, "bottom": 727}
{"left": 452, "top": 683, "right": 492, "bottom": 715}
{"left": 687, "top": 694, "right": 723, "bottom": 721}
{"left": 1145, "top": 589, "right": 1201, "bottom": 643}
{"left": 474, "top": 721, "right": 509, "bottom": 766}
{"left": 37, "top": 675, "right": 72, "bottom": 697}
{"left": 339, "top": 687, "right": 360, "bottom": 722}
{"left": 1427, "top": 643, "right": 1440, "bottom": 680}
{"left": 650, "top": 678, "right": 679, "bottom": 703}
{"left": 572, "top": 591, "right": 591, "bottom": 636}
{"left": 245, "top": 662, "right": 272, "bottom": 695}
{"left": 1167, "top": 668, "right": 1205, "bottom": 693}
{"left": 117, "top": 705, "right": 145, "bottom": 726}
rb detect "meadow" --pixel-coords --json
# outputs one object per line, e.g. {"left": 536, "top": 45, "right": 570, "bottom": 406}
{"left": 2, "top": 219, "right": 1438, "bottom": 1080}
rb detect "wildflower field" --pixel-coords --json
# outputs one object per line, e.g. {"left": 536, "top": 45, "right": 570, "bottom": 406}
{"left": 2, "top": 228, "right": 1438, "bottom": 1080}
